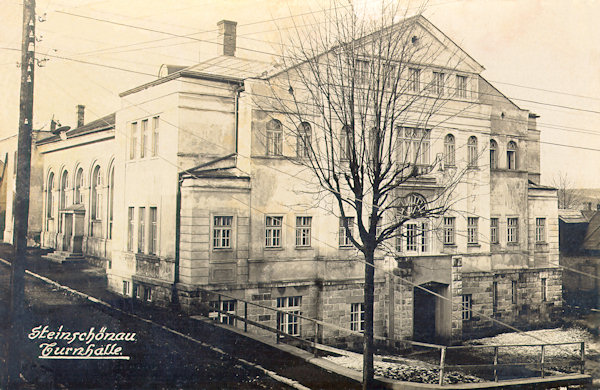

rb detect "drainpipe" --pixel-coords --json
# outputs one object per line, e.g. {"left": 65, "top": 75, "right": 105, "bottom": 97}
{"left": 172, "top": 174, "right": 183, "bottom": 305}
{"left": 234, "top": 84, "right": 244, "bottom": 155}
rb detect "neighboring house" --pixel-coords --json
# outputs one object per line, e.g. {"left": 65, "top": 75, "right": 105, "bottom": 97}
{"left": 1, "top": 16, "right": 561, "bottom": 344}
{"left": 559, "top": 209, "right": 600, "bottom": 309}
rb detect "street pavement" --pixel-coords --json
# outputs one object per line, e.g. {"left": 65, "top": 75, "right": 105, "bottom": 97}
{"left": 0, "top": 244, "right": 360, "bottom": 389}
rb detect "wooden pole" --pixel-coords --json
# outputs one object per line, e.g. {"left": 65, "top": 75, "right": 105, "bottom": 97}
{"left": 6, "top": 0, "right": 35, "bottom": 387}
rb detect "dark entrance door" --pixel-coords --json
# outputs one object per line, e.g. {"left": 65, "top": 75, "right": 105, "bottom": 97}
{"left": 413, "top": 284, "right": 437, "bottom": 342}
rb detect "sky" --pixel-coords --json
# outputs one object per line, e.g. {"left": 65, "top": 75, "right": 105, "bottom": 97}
{"left": 0, "top": 0, "right": 599, "bottom": 187}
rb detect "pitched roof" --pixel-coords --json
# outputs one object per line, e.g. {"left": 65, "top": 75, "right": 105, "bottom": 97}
{"left": 36, "top": 113, "right": 115, "bottom": 145}
{"left": 584, "top": 211, "right": 600, "bottom": 250}
{"left": 558, "top": 209, "right": 590, "bottom": 224}
{"left": 186, "top": 56, "right": 272, "bottom": 80}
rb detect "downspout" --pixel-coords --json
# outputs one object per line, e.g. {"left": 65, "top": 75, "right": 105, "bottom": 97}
{"left": 172, "top": 173, "right": 183, "bottom": 305}
{"left": 234, "top": 83, "right": 244, "bottom": 155}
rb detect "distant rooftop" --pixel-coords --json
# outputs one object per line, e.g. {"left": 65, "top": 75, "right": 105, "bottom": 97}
{"left": 37, "top": 113, "right": 115, "bottom": 145}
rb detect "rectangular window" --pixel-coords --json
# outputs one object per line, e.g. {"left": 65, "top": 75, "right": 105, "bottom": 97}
{"left": 340, "top": 127, "right": 352, "bottom": 160}
{"left": 213, "top": 216, "right": 233, "bottom": 249}
{"left": 443, "top": 217, "right": 455, "bottom": 245}
{"left": 138, "top": 207, "right": 145, "bottom": 253}
{"left": 152, "top": 116, "right": 159, "bottom": 157}
{"left": 129, "top": 122, "right": 137, "bottom": 160}
{"left": 405, "top": 222, "right": 428, "bottom": 253}
{"left": 507, "top": 217, "right": 518, "bottom": 244}
{"left": 339, "top": 216, "right": 354, "bottom": 247}
{"left": 409, "top": 68, "right": 420, "bottom": 92}
{"left": 467, "top": 217, "right": 479, "bottom": 245}
{"left": 433, "top": 71, "right": 445, "bottom": 95}
{"left": 512, "top": 280, "right": 518, "bottom": 304}
{"left": 406, "top": 223, "right": 417, "bottom": 252}
{"left": 462, "top": 294, "right": 472, "bottom": 321}
{"left": 127, "top": 207, "right": 134, "bottom": 252}
{"left": 265, "top": 216, "right": 283, "bottom": 248}
{"left": 356, "top": 59, "right": 369, "bottom": 84}
{"left": 149, "top": 207, "right": 158, "bottom": 255}
{"left": 209, "top": 300, "right": 236, "bottom": 325}
{"left": 277, "top": 296, "right": 301, "bottom": 336}
{"left": 143, "top": 286, "right": 152, "bottom": 302}
{"left": 456, "top": 75, "right": 467, "bottom": 98}
{"left": 122, "top": 280, "right": 130, "bottom": 296}
{"left": 541, "top": 278, "right": 547, "bottom": 302}
{"left": 295, "top": 216, "right": 312, "bottom": 247}
{"left": 490, "top": 218, "right": 499, "bottom": 244}
{"left": 535, "top": 218, "right": 546, "bottom": 243}
{"left": 400, "top": 127, "right": 430, "bottom": 166}
{"left": 140, "top": 119, "right": 148, "bottom": 158}
{"left": 350, "top": 303, "right": 365, "bottom": 332}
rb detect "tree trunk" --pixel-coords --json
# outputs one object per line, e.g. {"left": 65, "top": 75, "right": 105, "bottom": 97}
{"left": 363, "top": 249, "right": 375, "bottom": 389}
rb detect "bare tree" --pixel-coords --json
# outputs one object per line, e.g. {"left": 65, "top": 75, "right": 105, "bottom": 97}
{"left": 254, "top": 2, "right": 472, "bottom": 387}
{"left": 552, "top": 171, "right": 582, "bottom": 209}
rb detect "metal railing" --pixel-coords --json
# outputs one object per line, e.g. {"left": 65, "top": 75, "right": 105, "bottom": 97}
{"left": 196, "top": 287, "right": 586, "bottom": 386}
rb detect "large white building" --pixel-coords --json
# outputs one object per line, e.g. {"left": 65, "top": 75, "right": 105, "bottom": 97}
{"left": 1, "top": 16, "right": 561, "bottom": 344}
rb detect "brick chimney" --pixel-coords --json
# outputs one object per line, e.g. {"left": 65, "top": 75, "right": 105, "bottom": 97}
{"left": 217, "top": 20, "right": 237, "bottom": 56}
{"left": 50, "top": 119, "right": 56, "bottom": 132}
{"left": 76, "top": 105, "right": 85, "bottom": 128}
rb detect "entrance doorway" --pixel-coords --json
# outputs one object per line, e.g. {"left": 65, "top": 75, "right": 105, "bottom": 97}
{"left": 413, "top": 282, "right": 450, "bottom": 344}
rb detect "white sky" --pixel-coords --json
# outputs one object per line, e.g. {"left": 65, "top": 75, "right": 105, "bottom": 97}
{"left": 0, "top": 0, "right": 598, "bottom": 186}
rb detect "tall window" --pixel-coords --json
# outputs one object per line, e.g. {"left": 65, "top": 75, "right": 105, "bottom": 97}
{"left": 443, "top": 216, "right": 455, "bottom": 245}
{"left": 152, "top": 116, "right": 159, "bottom": 157}
{"left": 46, "top": 172, "right": 54, "bottom": 229}
{"left": 296, "top": 122, "right": 311, "bottom": 158}
{"left": 490, "top": 139, "right": 498, "bottom": 170}
{"left": 356, "top": 59, "right": 369, "bottom": 84}
{"left": 462, "top": 294, "right": 472, "bottom": 320}
{"left": 340, "top": 125, "right": 352, "bottom": 160}
{"left": 433, "top": 71, "right": 445, "bottom": 95}
{"left": 444, "top": 134, "right": 455, "bottom": 166}
{"left": 511, "top": 281, "right": 518, "bottom": 304}
{"left": 295, "top": 216, "right": 312, "bottom": 247}
{"left": 490, "top": 218, "right": 499, "bottom": 244}
{"left": 456, "top": 75, "right": 467, "bottom": 98}
{"left": 265, "top": 216, "right": 283, "bottom": 248}
{"left": 535, "top": 218, "right": 546, "bottom": 243}
{"left": 129, "top": 122, "right": 137, "bottom": 160}
{"left": 339, "top": 216, "right": 354, "bottom": 247}
{"left": 138, "top": 207, "right": 145, "bottom": 253}
{"left": 59, "top": 171, "right": 68, "bottom": 232}
{"left": 467, "top": 217, "right": 479, "bottom": 244}
{"left": 277, "top": 296, "right": 301, "bottom": 336}
{"left": 541, "top": 278, "right": 547, "bottom": 302}
{"left": 74, "top": 168, "right": 83, "bottom": 204}
{"left": 507, "top": 141, "right": 517, "bottom": 170}
{"left": 127, "top": 207, "right": 134, "bottom": 252}
{"left": 350, "top": 303, "right": 365, "bottom": 332}
{"left": 467, "top": 136, "right": 478, "bottom": 167}
{"left": 507, "top": 217, "right": 518, "bottom": 244}
{"left": 400, "top": 127, "right": 430, "bottom": 165}
{"left": 91, "top": 166, "right": 102, "bottom": 220}
{"left": 108, "top": 167, "right": 114, "bottom": 239}
{"left": 140, "top": 119, "right": 148, "bottom": 158}
{"left": 149, "top": 207, "right": 158, "bottom": 255}
{"left": 408, "top": 68, "right": 420, "bottom": 92}
{"left": 213, "top": 216, "right": 233, "bottom": 249}
{"left": 492, "top": 281, "right": 498, "bottom": 313}
{"left": 266, "top": 119, "right": 283, "bottom": 156}
{"left": 405, "top": 222, "right": 429, "bottom": 253}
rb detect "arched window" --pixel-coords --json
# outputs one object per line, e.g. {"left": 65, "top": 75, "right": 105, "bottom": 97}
{"left": 402, "top": 193, "right": 427, "bottom": 218}
{"left": 108, "top": 165, "right": 114, "bottom": 239}
{"left": 46, "top": 172, "right": 54, "bottom": 230}
{"left": 444, "top": 134, "right": 455, "bottom": 166}
{"left": 489, "top": 139, "right": 498, "bottom": 170}
{"left": 89, "top": 166, "right": 103, "bottom": 237}
{"left": 507, "top": 141, "right": 517, "bottom": 170}
{"left": 59, "top": 170, "right": 68, "bottom": 232}
{"left": 398, "top": 193, "right": 429, "bottom": 254}
{"left": 266, "top": 119, "right": 283, "bottom": 156}
{"left": 467, "top": 136, "right": 478, "bottom": 167}
{"left": 340, "top": 125, "right": 352, "bottom": 160}
{"left": 74, "top": 168, "right": 84, "bottom": 204}
{"left": 296, "top": 122, "right": 311, "bottom": 158}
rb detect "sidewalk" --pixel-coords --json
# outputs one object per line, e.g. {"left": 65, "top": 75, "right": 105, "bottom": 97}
{"left": 0, "top": 244, "right": 361, "bottom": 389}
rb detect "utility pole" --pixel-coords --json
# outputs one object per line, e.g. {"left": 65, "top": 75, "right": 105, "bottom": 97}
{"left": 5, "top": 0, "right": 35, "bottom": 387}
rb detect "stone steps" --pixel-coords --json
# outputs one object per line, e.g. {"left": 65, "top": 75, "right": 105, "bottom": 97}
{"left": 42, "top": 250, "right": 85, "bottom": 264}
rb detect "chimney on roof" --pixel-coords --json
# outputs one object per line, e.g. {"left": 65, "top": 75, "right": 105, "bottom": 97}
{"left": 50, "top": 119, "right": 56, "bottom": 132}
{"left": 217, "top": 20, "right": 237, "bottom": 56}
{"left": 76, "top": 105, "right": 85, "bottom": 128}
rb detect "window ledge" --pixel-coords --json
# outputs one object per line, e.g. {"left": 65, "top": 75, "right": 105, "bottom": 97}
{"left": 507, "top": 242, "right": 520, "bottom": 247}
{"left": 467, "top": 243, "right": 481, "bottom": 247}
{"left": 443, "top": 244, "right": 457, "bottom": 248}
{"left": 264, "top": 247, "right": 284, "bottom": 251}
{"left": 212, "top": 248, "right": 234, "bottom": 252}
{"left": 295, "top": 246, "right": 313, "bottom": 250}
{"left": 339, "top": 245, "right": 354, "bottom": 250}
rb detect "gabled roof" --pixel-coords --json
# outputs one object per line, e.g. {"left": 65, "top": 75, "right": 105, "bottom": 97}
{"left": 37, "top": 113, "right": 115, "bottom": 145}
{"left": 558, "top": 209, "right": 590, "bottom": 224}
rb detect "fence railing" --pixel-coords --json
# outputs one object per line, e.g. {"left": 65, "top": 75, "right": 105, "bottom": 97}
{"left": 196, "top": 287, "right": 586, "bottom": 386}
